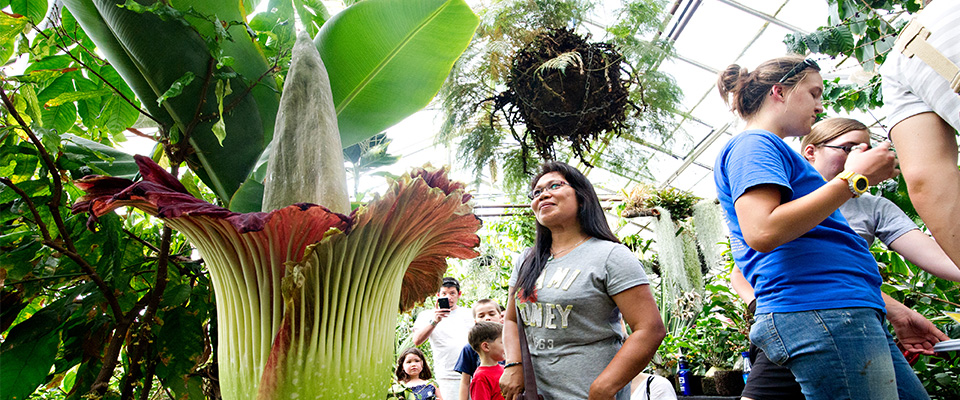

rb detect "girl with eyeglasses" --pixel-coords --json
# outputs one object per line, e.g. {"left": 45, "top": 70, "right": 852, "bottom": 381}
{"left": 714, "top": 56, "right": 927, "bottom": 400}
{"left": 729, "top": 117, "right": 960, "bottom": 400}
{"left": 498, "top": 161, "right": 665, "bottom": 400}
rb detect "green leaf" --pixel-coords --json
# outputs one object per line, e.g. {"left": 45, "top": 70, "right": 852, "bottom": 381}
{"left": 41, "top": 102, "right": 78, "bottom": 135}
{"left": 63, "top": 0, "right": 281, "bottom": 206}
{"left": 97, "top": 95, "right": 139, "bottom": 133}
{"left": 293, "top": 0, "right": 329, "bottom": 38}
{"left": 831, "top": 25, "right": 854, "bottom": 54}
{"left": 156, "top": 71, "right": 196, "bottom": 106}
{"left": 0, "top": 12, "right": 27, "bottom": 64}
{"left": 44, "top": 88, "right": 114, "bottom": 107}
{"left": 178, "top": 169, "right": 205, "bottom": 200}
{"left": 62, "top": 134, "right": 139, "bottom": 179}
{"left": 315, "top": 0, "right": 480, "bottom": 148}
{"left": 10, "top": 0, "right": 47, "bottom": 24}
{"left": 228, "top": 177, "right": 263, "bottom": 213}
{"left": 0, "top": 309, "right": 61, "bottom": 400}
{"left": 154, "top": 305, "right": 208, "bottom": 400}
{"left": 20, "top": 84, "right": 43, "bottom": 124}
{"left": 212, "top": 78, "right": 232, "bottom": 146}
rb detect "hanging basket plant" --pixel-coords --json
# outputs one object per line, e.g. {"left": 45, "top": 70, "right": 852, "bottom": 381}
{"left": 493, "top": 27, "right": 635, "bottom": 167}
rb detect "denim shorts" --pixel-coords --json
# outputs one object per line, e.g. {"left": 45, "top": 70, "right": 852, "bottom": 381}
{"left": 749, "top": 307, "right": 929, "bottom": 400}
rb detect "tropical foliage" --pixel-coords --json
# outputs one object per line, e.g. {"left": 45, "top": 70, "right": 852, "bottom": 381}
{"left": 1, "top": 0, "right": 479, "bottom": 398}
{"left": 784, "top": 0, "right": 919, "bottom": 114}
{"left": 436, "top": 0, "right": 683, "bottom": 197}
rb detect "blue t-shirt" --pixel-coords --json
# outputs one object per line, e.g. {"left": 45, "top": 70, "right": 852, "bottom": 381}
{"left": 453, "top": 344, "right": 480, "bottom": 376}
{"left": 714, "top": 130, "right": 884, "bottom": 314}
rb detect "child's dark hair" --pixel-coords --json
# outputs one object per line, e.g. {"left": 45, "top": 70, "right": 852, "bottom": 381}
{"left": 469, "top": 321, "right": 503, "bottom": 353}
{"left": 395, "top": 347, "right": 432, "bottom": 381}
{"left": 473, "top": 298, "right": 504, "bottom": 317}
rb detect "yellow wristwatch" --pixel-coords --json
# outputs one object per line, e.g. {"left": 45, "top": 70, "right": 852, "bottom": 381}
{"left": 837, "top": 170, "right": 869, "bottom": 197}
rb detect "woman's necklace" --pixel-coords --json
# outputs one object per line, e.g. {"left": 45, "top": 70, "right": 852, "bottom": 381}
{"left": 549, "top": 236, "right": 589, "bottom": 261}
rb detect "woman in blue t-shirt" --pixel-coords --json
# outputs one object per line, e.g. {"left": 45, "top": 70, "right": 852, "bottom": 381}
{"left": 714, "top": 55, "right": 927, "bottom": 400}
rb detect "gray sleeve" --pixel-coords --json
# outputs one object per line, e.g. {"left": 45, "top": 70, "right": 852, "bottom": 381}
{"left": 873, "top": 196, "right": 919, "bottom": 246}
{"left": 604, "top": 244, "right": 650, "bottom": 296}
{"left": 508, "top": 248, "right": 530, "bottom": 287}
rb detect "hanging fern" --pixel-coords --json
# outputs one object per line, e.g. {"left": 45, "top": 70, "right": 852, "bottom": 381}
{"left": 535, "top": 51, "right": 584, "bottom": 77}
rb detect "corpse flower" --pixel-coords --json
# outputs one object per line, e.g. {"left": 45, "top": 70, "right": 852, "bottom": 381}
{"left": 73, "top": 155, "right": 480, "bottom": 399}
{"left": 72, "top": 32, "right": 481, "bottom": 400}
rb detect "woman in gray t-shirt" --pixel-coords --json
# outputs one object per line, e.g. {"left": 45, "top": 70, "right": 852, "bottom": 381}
{"left": 499, "top": 161, "right": 665, "bottom": 400}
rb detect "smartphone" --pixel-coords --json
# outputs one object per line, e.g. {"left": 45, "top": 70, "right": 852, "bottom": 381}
{"left": 437, "top": 297, "right": 450, "bottom": 309}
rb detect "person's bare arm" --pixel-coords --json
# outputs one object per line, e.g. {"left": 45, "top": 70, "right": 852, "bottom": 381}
{"left": 890, "top": 112, "right": 960, "bottom": 268}
{"left": 459, "top": 373, "right": 471, "bottom": 400}
{"left": 588, "top": 285, "right": 666, "bottom": 400}
{"left": 889, "top": 230, "right": 960, "bottom": 282}
{"left": 412, "top": 306, "right": 449, "bottom": 346}
{"left": 499, "top": 287, "right": 523, "bottom": 400}
{"left": 730, "top": 266, "right": 755, "bottom": 305}
{"left": 882, "top": 292, "right": 948, "bottom": 355}
{"left": 736, "top": 142, "right": 898, "bottom": 252}
{"left": 735, "top": 182, "right": 851, "bottom": 252}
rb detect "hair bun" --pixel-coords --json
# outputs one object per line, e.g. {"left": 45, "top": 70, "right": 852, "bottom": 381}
{"left": 719, "top": 64, "right": 748, "bottom": 92}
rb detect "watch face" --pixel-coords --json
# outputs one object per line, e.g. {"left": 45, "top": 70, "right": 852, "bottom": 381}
{"left": 855, "top": 178, "right": 869, "bottom": 191}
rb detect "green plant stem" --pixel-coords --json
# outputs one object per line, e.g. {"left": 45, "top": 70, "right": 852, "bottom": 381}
{"left": 912, "top": 291, "right": 960, "bottom": 309}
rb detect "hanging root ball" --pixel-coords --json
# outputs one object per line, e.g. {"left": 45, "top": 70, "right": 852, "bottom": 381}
{"left": 499, "top": 27, "right": 632, "bottom": 166}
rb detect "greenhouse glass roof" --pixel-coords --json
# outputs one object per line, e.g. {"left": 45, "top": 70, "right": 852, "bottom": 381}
{"left": 375, "top": 1, "right": 852, "bottom": 209}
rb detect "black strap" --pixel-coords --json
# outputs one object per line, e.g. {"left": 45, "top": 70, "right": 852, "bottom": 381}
{"left": 646, "top": 375, "right": 654, "bottom": 399}
{"left": 516, "top": 304, "right": 542, "bottom": 400}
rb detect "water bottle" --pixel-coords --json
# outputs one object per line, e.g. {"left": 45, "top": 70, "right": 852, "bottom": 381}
{"left": 741, "top": 351, "right": 752, "bottom": 383}
{"left": 677, "top": 357, "right": 692, "bottom": 395}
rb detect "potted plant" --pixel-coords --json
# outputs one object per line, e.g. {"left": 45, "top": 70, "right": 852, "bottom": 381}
{"left": 687, "top": 278, "right": 749, "bottom": 396}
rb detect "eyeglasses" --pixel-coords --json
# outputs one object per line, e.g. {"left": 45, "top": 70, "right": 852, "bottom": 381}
{"left": 820, "top": 143, "right": 870, "bottom": 154}
{"left": 528, "top": 181, "right": 568, "bottom": 200}
{"left": 778, "top": 59, "right": 821, "bottom": 83}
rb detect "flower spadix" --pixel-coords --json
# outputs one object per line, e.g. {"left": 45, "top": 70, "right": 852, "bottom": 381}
{"left": 72, "top": 31, "right": 481, "bottom": 400}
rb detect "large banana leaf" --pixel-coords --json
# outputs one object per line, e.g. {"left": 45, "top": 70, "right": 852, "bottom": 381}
{"left": 62, "top": 0, "right": 280, "bottom": 205}
{"left": 315, "top": 0, "right": 479, "bottom": 148}
{"left": 63, "top": 0, "right": 477, "bottom": 208}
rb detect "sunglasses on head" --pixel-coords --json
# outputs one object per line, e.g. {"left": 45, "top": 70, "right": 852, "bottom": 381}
{"left": 778, "top": 59, "right": 821, "bottom": 83}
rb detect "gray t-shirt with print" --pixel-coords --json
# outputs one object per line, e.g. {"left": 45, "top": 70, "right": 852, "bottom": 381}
{"left": 839, "top": 193, "right": 917, "bottom": 247}
{"left": 509, "top": 238, "right": 649, "bottom": 400}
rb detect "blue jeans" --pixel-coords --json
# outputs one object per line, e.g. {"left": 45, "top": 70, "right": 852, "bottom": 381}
{"left": 750, "top": 307, "right": 929, "bottom": 400}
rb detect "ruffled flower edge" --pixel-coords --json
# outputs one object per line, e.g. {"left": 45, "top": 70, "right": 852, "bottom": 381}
{"left": 72, "top": 155, "right": 482, "bottom": 311}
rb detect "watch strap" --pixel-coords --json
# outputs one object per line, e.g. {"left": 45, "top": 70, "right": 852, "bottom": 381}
{"left": 837, "top": 170, "right": 869, "bottom": 197}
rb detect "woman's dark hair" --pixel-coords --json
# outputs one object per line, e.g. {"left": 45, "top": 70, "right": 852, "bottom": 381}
{"left": 515, "top": 161, "right": 619, "bottom": 301}
{"left": 717, "top": 55, "right": 817, "bottom": 120}
{"left": 395, "top": 347, "right": 432, "bottom": 381}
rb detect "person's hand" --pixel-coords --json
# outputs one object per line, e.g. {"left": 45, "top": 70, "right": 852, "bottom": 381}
{"left": 844, "top": 141, "right": 900, "bottom": 184}
{"left": 432, "top": 305, "right": 450, "bottom": 325}
{"left": 499, "top": 365, "right": 524, "bottom": 400}
{"left": 888, "top": 307, "right": 949, "bottom": 355}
